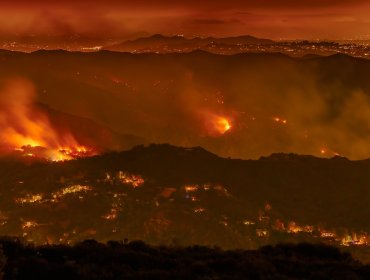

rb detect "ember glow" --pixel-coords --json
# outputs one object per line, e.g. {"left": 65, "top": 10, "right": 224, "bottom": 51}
{"left": 273, "top": 117, "right": 287, "bottom": 124}
{"left": 217, "top": 117, "right": 232, "bottom": 133}
{"left": 0, "top": 78, "right": 95, "bottom": 161}
{"left": 117, "top": 171, "right": 145, "bottom": 188}
{"left": 203, "top": 112, "right": 232, "bottom": 136}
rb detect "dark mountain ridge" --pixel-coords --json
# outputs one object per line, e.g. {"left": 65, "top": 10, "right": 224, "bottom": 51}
{"left": 105, "top": 34, "right": 274, "bottom": 52}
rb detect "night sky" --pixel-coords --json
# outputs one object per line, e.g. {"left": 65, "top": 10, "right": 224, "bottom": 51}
{"left": 0, "top": 0, "right": 369, "bottom": 41}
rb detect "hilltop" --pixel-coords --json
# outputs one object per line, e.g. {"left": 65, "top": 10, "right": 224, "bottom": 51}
{"left": 105, "top": 34, "right": 274, "bottom": 52}
{"left": 1, "top": 144, "right": 370, "bottom": 253}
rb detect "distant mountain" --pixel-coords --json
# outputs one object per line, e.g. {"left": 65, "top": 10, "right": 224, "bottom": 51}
{"left": 105, "top": 34, "right": 274, "bottom": 52}
{"left": 0, "top": 32, "right": 152, "bottom": 52}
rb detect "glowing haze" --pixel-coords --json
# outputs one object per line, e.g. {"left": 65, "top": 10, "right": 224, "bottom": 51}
{"left": 0, "top": 0, "right": 370, "bottom": 41}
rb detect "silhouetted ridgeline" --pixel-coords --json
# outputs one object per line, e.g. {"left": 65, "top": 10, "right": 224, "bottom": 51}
{"left": 46, "top": 144, "right": 370, "bottom": 230}
{"left": 105, "top": 34, "right": 274, "bottom": 52}
{"left": 0, "top": 238, "right": 368, "bottom": 280}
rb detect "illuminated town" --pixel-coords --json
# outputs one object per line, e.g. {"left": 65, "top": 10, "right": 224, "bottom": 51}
{"left": 2, "top": 38, "right": 370, "bottom": 60}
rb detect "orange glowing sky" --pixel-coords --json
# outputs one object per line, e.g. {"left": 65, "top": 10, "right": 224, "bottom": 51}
{"left": 0, "top": 0, "right": 370, "bottom": 42}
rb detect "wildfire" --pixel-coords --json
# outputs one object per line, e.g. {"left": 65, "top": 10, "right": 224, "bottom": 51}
{"left": 273, "top": 117, "right": 287, "bottom": 124}
{"left": 102, "top": 208, "right": 118, "bottom": 220}
{"left": 117, "top": 171, "right": 144, "bottom": 188}
{"left": 57, "top": 146, "right": 93, "bottom": 161}
{"left": 184, "top": 185, "right": 199, "bottom": 192}
{"left": 203, "top": 112, "right": 232, "bottom": 136}
{"left": 22, "top": 220, "right": 39, "bottom": 230}
{"left": 16, "top": 194, "right": 44, "bottom": 204}
{"left": 13, "top": 145, "right": 93, "bottom": 162}
{"left": 0, "top": 78, "right": 95, "bottom": 161}
{"left": 319, "top": 147, "right": 340, "bottom": 158}
{"left": 52, "top": 185, "right": 92, "bottom": 200}
{"left": 217, "top": 117, "right": 232, "bottom": 133}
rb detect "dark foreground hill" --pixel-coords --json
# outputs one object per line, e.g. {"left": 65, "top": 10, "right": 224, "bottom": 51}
{"left": 1, "top": 143, "right": 370, "bottom": 257}
{"left": 0, "top": 239, "right": 368, "bottom": 280}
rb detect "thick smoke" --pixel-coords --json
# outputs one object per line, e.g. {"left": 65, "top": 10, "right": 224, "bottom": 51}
{"left": 0, "top": 78, "right": 57, "bottom": 149}
{"left": 0, "top": 78, "right": 83, "bottom": 158}
{"left": 2, "top": 53, "right": 370, "bottom": 160}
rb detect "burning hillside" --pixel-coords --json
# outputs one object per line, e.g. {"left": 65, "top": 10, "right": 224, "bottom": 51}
{"left": 4, "top": 52, "right": 370, "bottom": 161}
{"left": 0, "top": 78, "right": 96, "bottom": 161}
{"left": 202, "top": 111, "right": 232, "bottom": 136}
{"left": 0, "top": 78, "right": 144, "bottom": 161}
{"left": 6, "top": 50, "right": 370, "bottom": 160}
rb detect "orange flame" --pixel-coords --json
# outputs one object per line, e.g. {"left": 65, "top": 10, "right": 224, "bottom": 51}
{"left": 202, "top": 111, "right": 232, "bottom": 136}
{"left": 0, "top": 78, "right": 94, "bottom": 161}
{"left": 215, "top": 117, "right": 232, "bottom": 134}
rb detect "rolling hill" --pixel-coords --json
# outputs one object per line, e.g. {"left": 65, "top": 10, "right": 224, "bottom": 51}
{"left": 1, "top": 144, "right": 370, "bottom": 251}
